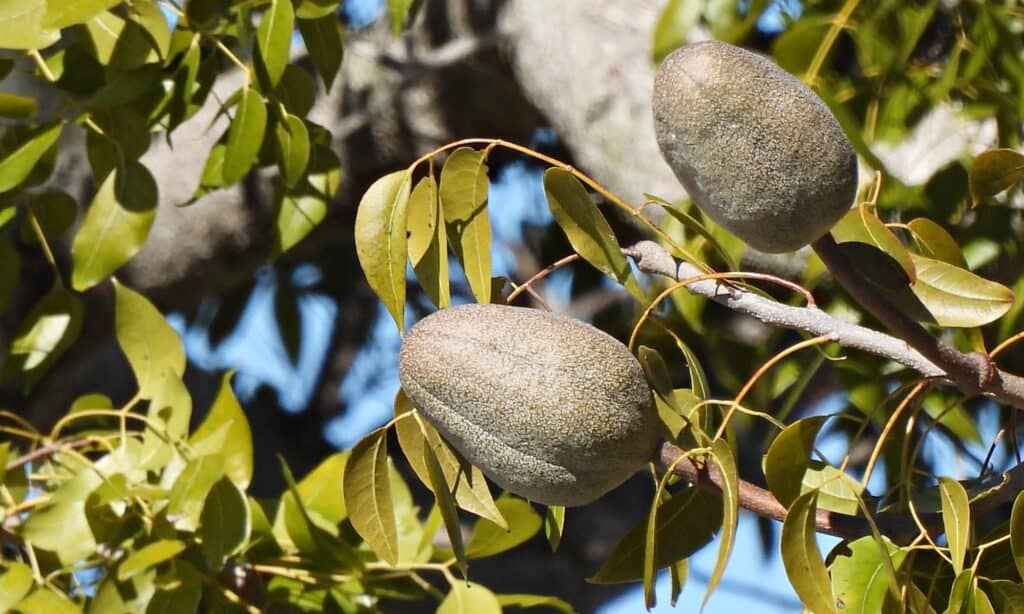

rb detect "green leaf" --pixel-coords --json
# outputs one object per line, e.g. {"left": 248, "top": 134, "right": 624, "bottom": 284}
{"left": 221, "top": 87, "right": 267, "bottom": 185}
{"left": 833, "top": 242, "right": 912, "bottom": 291}
{"left": 83, "top": 11, "right": 159, "bottom": 70}
{"left": 147, "top": 559, "right": 202, "bottom": 613}
{"left": 645, "top": 193, "right": 739, "bottom": 271}
{"left": 12, "top": 587, "right": 79, "bottom": 614}
{"left": 543, "top": 168, "right": 643, "bottom": 301}
{"left": 0, "top": 93, "right": 37, "bottom": 119}
{"left": 113, "top": 281, "right": 185, "bottom": 399}
{"left": 19, "top": 190, "right": 77, "bottom": 244}
{"left": 969, "top": 148, "right": 1024, "bottom": 205}
{"left": 257, "top": 0, "right": 294, "bottom": 87}
{"left": 343, "top": 428, "right": 399, "bottom": 565}
{"left": 588, "top": 486, "right": 722, "bottom": 583}
{"left": 906, "top": 218, "right": 967, "bottom": 268}
{"left": 274, "top": 64, "right": 316, "bottom": 117}
{"left": 947, "top": 568, "right": 973, "bottom": 614}
{"left": 829, "top": 535, "right": 906, "bottom": 614}
{"left": 496, "top": 594, "right": 573, "bottom": 613}
{"left": 167, "top": 454, "right": 226, "bottom": 531}
{"left": 5, "top": 282, "right": 83, "bottom": 386}
{"left": 386, "top": 0, "right": 415, "bottom": 35}
{"left": 545, "top": 505, "right": 565, "bottom": 552}
{"left": 939, "top": 476, "right": 970, "bottom": 575}
{"left": 0, "top": 123, "right": 61, "bottom": 193}
{"left": 189, "top": 372, "right": 254, "bottom": 489}
{"left": 832, "top": 206, "right": 915, "bottom": 284}
{"left": 0, "top": 0, "right": 59, "bottom": 50}
{"left": 974, "top": 582, "right": 996, "bottom": 614}
{"left": 1011, "top": 491, "right": 1024, "bottom": 581}
{"left": 296, "top": 0, "right": 339, "bottom": 19}
{"left": 125, "top": 0, "right": 171, "bottom": 60}
{"left": 275, "top": 114, "right": 310, "bottom": 188}
{"left": 139, "top": 369, "right": 192, "bottom": 470}
{"left": 0, "top": 563, "right": 33, "bottom": 612}
{"left": 440, "top": 148, "right": 492, "bottom": 303}
{"left": 21, "top": 469, "right": 103, "bottom": 565}
{"left": 275, "top": 144, "right": 341, "bottom": 254}
{"left": 407, "top": 175, "right": 451, "bottom": 308}
{"left": 703, "top": 439, "right": 738, "bottom": 607}
{"left": 422, "top": 435, "right": 467, "bottom": 577}
{"left": 908, "top": 254, "right": 1014, "bottom": 327}
{"left": 298, "top": 15, "right": 344, "bottom": 90}
{"left": 355, "top": 170, "right": 411, "bottom": 330}
{"left": 781, "top": 490, "right": 836, "bottom": 614}
{"left": 800, "top": 462, "right": 863, "bottom": 515}
{"left": 200, "top": 477, "right": 251, "bottom": 564}
{"left": 86, "top": 106, "right": 151, "bottom": 181}
{"left": 117, "top": 539, "right": 186, "bottom": 581}
{"left": 652, "top": 0, "right": 700, "bottom": 63}
{"left": 764, "top": 416, "right": 829, "bottom": 507}
{"left": 71, "top": 161, "right": 158, "bottom": 290}
{"left": 986, "top": 580, "right": 1024, "bottom": 614}
{"left": 44, "top": 0, "right": 120, "bottom": 29}
{"left": 438, "top": 581, "right": 502, "bottom": 614}
{"left": 466, "top": 495, "right": 542, "bottom": 559}
{"left": 295, "top": 451, "right": 349, "bottom": 524}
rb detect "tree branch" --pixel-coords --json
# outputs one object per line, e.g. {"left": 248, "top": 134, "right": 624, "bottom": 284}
{"left": 623, "top": 240, "right": 1024, "bottom": 411}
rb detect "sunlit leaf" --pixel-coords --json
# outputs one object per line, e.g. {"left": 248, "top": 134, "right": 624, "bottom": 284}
{"left": 44, "top": 0, "right": 120, "bottom": 29}
{"left": 0, "top": 563, "right": 33, "bottom": 611}
{"left": 343, "top": 428, "right": 398, "bottom": 565}
{"left": 0, "top": 123, "right": 61, "bottom": 193}
{"left": 5, "top": 282, "right": 83, "bottom": 386}
{"left": 114, "top": 280, "right": 185, "bottom": 399}
{"left": 407, "top": 175, "right": 450, "bottom": 308}
{"left": 83, "top": 11, "right": 159, "bottom": 70}
{"left": 21, "top": 469, "right": 103, "bottom": 565}
{"left": 117, "top": 539, "right": 185, "bottom": 581}
{"left": 167, "top": 454, "right": 225, "bottom": 531}
{"left": 832, "top": 205, "right": 915, "bottom": 284}
{"left": 544, "top": 168, "right": 643, "bottom": 301}
{"left": 355, "top": 170, "right": 411, "bottom": 330}
{"left": 139, "top": 369, "right": 192, "bottom": 470}
{"left": 651, "top": 0, "right": 700, "bottom": 63}
{"left": 947, "top": 568, "right": 973, "bottom": 614}
{"left": 906, "top": 218, "right": 967, "bottom": 268}
{"left": 12, "top": 587, "right": 79, "bottom": 614}
{"left": 496, "top": 594, "right": 573, "bottom": 613}
{"left": 221, "top": 87, "right": 267, "bottom": 185}
{"left": 764, "top": 416, "right": 829, "bottom": 507}
{"left": 71, "top": 161, "right": 158, "bottom": 290}
{"left": 386, "top": 0, "right": 416, "bottom": 35}
{"left": 189, "top": 372, "right": 253, "bottom": 488}
{"left": 466, "top": 495, "right": 542, "bottom": 559}
{"left": 781, "top": 490, "right": 836, "bottom": 614}
{"left": 295, "top": 451, "right": 349, "bottom": 524}
{"left": 1011, "top": 491, "right": 1024, "bottom": 582}
{"left": 125, "top": 0, "right": 171, "bottom": 59}
{"left": 973, "top": 582, "right": 996, "bottom": 614}
{"left": 423, "top": 435, "right": 466, "bottom": 577}
{"left": 298, "top": 15, "right": 344, "bottom": 90}
{"left": 440, "top": 148, "right": 492, "bottom": 303}
{"left": 969, "top": 148, "right": 1024, "bottom": 206}
{"left": 829, "top": 535, "right": 906, "bottom": 614}
{"left": 275, "top": 113, "right": 310, "bottom": 188}
{"left": 703, "top": 439, "right": 738, "bottom": 607}
{"left": 939, "top": 477, "right": 970, "bottom": 575}
{"left": 199, "top": 477, "right": 250, "bottom": 564}
{"left": 438, "top": 581, "right": 502, "bottom": 614}
{"left": 256, "top": 0, "right": 294, "bottom": 87}
{"left": 545, "top": 505, "right": 565, "bottom": 552}
{"left": 276, "top": 144, "right": 341, "bottom": 254}
{"left": 800, "top": 462, "right": 862, "bottom": 516}
{"left": 909, "top": 254, "right": 1014, "bottom": 328}
{"left": 147, "top": 559, "right": 202, "bottom": 613}
{"left": 645, "top": 193, "right": 739, "bottom": 270}
{"left": 0, "top": 0, "right": 59, "bottom": 50}
{"left": 0, "top": 93, "right": 37, "bottom": 119}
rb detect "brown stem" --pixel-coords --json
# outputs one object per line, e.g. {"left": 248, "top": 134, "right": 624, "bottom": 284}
{"left": 811, "top": 233, "right": 994, "bottom": 395}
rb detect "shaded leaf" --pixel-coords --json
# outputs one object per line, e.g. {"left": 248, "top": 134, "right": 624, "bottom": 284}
{"left": 257, "top": 0, "right": 294, "bottom": 87}
{"left": 275, "top": 113, "right": 310, "bottom": 188}
{"left": 167, "top": 454, "right": 225, "bottom": 531}
{"left": 276, "top": 144, "right": 341, "bottom": 254}
{"left": 221, "top": 87, "right": 267, "bottom": 185}
{"left": 969, "top": 148, "right": 1024, "bottom": 205}
{"left": 355, "top": 170, "right": 411, "bottom": 330}
{"left": 71, "top": 161, "right": 158, "bottom": 290}
{"left": 0, "top": 93, "right": 37, "bottom": 119}
{"left": 939, "top": 476, "right": 970, "bottom": 575}
{"left": 343, "top": 428, "right": 398, "bottom": 565}
{"left": 1011, "top": 491, "right": 1024, "bottom": 581}
{"left": 200, "top": 477, "right": 250, "bottom": 564}
{"left": 986, "top": 580, "right": 1024, "bottom": 614}
{"left": 833, "top": 242, "right": 911, "bottom": 291}
{"left": 703, "top": 439, "right": 738, "bottom": 607}
{"left": 386, "top": 0, "right": 416, "bottom": 35}
{"left": 829, "top": 535, "right": 906, "bottom": 614}
{"left": 438, "top": 581, "right": 502, "bottom": 614}
{"left": 832, "top": 206, "right": 915, "bottom": 283}
{"left": 117, "top": 539, "right": 185, "bottom": 581}
{"left": 764, "top": 416, "right": 829, "bottom": 507}
{"left": 543, "top": 168, "right": 643, "bottom": 301}
{"left": 407, "top": 175, "right": 450, "bottom": 308}
{"left": 299, "top": 15, "right": 344, "bottom": 90}
{"left": 467, "top": 495, "right": 542, "bottom": 559}
{"left": 909, "top": 254, "right": 1014, "bottom": 327}
{"left": 147, "top": 559, "right": 202, "bottom": 613}
{"left": 496, "top": 594, "right": 573, "bottom": 613}
{"left": 189, "top": 372, "right": 253, "bottom": 488}
{"left": 5, "top": 282, "right": 83, "bottom": 386}
{"left": 781, "top": 490, "right": 836, "bottom": 614}
{"left": 440, "top": 148, "right": 492, "bottom": 303}
{"left": 125, "top": 0, "right": 171, "bottom": 59}
{"left": 652, "top": 0, "right": 700, "bottom": 63}
{"left": 19, "top": 190, "right": 77, "bottom": 244}
{"left": 114, "top": 281, "right": 185, "bottom": 399}
{"left": 0, "top": 123, "right": 61, "bottom": 193}
{"left": 422, "top": 435, "right": 466, "bottom": 577}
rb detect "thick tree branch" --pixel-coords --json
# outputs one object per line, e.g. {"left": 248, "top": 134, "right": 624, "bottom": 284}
{"left": 623, "top": 240, "right": 1024, "bottom": 410}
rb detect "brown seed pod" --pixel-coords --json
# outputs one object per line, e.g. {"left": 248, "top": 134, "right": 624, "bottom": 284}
{"left": 653, "top": 40, "right": 858, "bottom": 253}
{"left": 398, "top": 304, "right": 662, "bottom": 507}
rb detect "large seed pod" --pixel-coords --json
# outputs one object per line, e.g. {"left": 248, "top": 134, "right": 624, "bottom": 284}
{"left": 398, "top": 304, "right": 661, "bottom": 507}
{"left": 653, "top": 40, "right": 858, "bottom": 253}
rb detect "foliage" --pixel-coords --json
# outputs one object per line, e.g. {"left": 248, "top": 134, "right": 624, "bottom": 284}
{"left": 2, "top": 0, "right": 1024, "bottom": 612}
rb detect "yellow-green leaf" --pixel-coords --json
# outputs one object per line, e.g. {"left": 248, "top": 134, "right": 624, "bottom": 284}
{"left": 438, "top": 581, "right": 502, "bottom": 614}
{"left": 545, "top": 505, "right": 565, "bottom": 552}
{"left": 221, "top": 87, "right": 267, "bottom": 185}
{"left": 906, "top": 218, "right": 967, "bottom": 268}
{"left": 276, "top": 145, "right": 341, "bottom": 254}
{"left": 969, "top": 148, "right": 1024, "bottom": 205}
{"left": 355, "top": 170, "right": 411, "bottom": 330}
{"left": 781, "top": 490, "right": 836, "bottom": 614}
{"left": 167, "top": 454, "right": 225, "bottom": 531}
{"left": 466, "top": 495, "right": 541, "bottom": 559}
{"left": 0, "top": 123, "right": 61, "bottom": 193}
{"left": 275, "top": 113, "right": 310, "bottom": 188}
{"left": 189, "top": 372, "right": 254, "bottom": 488}
{"left": 1011, "top": 491, "right": 1024, "bottom": 581}
{"left": 114, "top": 280, "right": 185, "bottom": 399}
{"left": 43, "top": 0, "right": 120, "bottom": 29}
{"left": 71, "top": 161, "right": 158, "bottom": 290}
{"left": 0, "top": 563, "right": 33, "bottom": 611}
{"left": 117, "top": 539, "right": 186, "bottom": 581}
{"left": 703, "top": 439, "right": 738, "bottom": 607}
{"left": 386, "top": 0, "right": 416, "bottom": 35}
{"left": 909, "top": 254, "right": 1014, "bottom": 328}
{"left": 199, "top": 477, "right": 250, "bottom": 564}
{"left": 829, "top": 535, "right": 906, "bottom": 614}
{"left": 544, "top": 168, "right": 643, "bottom": 301}
{"left": 256, "top": 0, "right": 294, "bottom": 87}
{"left": 298, "top": 15, "right": 343, "bottom": 90}
{"left": 832, "top": 205, "right": 915, "bottom": 284}
{"left": 423, "top": 436, "right": 466, "bottom": 577}
{"left": 440, "top": 147, "right": 491, "bottom": 303}
{"left": 295, "top": 451, "right": 349, "bottom": 524}
{"left": 939, "top": 476, "right": 970, "bottom": 575}
{"left": 5, "top": 282, "right": 82, "bottom": 384}
{"left": 126, "top": 0, "right": 171, "bottom": 59}
{"left": 407, "top": 175, "right": 450, "bottom": 308}
{"left": 21, "top": 469, "right": 103, "bottom": 565}
{"left": 12, "top": 587, "right": 79, "bottom": 614}
{"left": 764, "top": 416, "right": 829, "bottom": 507}
{"left": 496, "top": 594, "right": 573, "bottom": 613}
{"left": 139, "top": 369, "right": 192, "bottom": 470}
{"left": 0, "top": 93, "right": 37, "bottom": 119}
{"left": 343, "top": 428, "right": 398, "bottom": 565}
{"left": 652, "top": 0, "right": 700, "bottom": 63}
{"left": 0, "top": 0, "right": 59, "bottom": 50}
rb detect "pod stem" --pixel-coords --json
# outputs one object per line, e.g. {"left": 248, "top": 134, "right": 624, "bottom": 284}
{"left": 810, "top": 232, "right": 994, "bottom": 395}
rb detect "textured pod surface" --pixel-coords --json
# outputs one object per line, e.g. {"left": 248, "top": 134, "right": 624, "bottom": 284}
{"left": 653, "top": 40, "right": 858, "bottom": 253}
{"left": 398, "top": 304, "right": 661, "bottom": 507}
